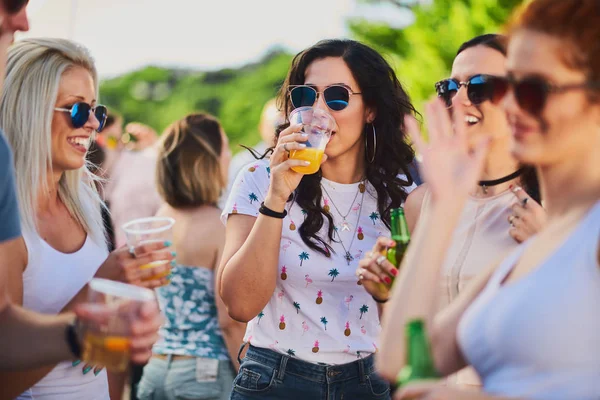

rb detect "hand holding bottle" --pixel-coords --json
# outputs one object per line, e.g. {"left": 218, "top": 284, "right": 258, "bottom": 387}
{"left": 356, "top": 237, "right": 399, "bottom": 302}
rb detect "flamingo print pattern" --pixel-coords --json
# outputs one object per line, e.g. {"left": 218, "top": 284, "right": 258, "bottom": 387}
{"left": 345, "top": 295, "right": 354, "bottom": 310}
{"left": 221, "top": 159, "right": 416, "bottom": 363}
{"left": 305, "top": 274, "right": 313, "bottom": 288}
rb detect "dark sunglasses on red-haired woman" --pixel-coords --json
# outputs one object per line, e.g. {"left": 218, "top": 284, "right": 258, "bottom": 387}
{"left": 489, "top": 74, "right": 600, "bottom": 116}
{"left": 2, "top": 0, "right": 28, "bottom": 14}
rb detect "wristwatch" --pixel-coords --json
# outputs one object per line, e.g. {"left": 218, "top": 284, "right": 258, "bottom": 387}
{"left": 65, "top": 318, "right": 83, "bottom": 359}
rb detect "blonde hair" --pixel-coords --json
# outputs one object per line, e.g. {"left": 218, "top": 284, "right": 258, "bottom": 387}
{"left": 0, "top": 38, "right": 106, "bottom": 247}
{"left": 156, "top": 113, "right": 226, "bottom": 208}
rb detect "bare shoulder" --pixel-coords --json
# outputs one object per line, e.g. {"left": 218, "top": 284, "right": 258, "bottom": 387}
{"left": 404, "top": 184, "right": 428, "bottom": 233}
{"left": 189, "top": 207, "right": 225, "bottom": 235}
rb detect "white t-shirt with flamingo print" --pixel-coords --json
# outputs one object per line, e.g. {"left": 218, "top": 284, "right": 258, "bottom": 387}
{"left": 222, "top": 159, "right": 416, "bottom": 365}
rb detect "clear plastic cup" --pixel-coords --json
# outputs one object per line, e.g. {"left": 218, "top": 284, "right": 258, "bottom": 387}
{"left": 122, "top": 217, "right": 175, "bottom": 285}
{"left": 81, "top": 278, "right": 155, "bottom": 371}
{"left": 288, "top": 107, "right": 336, "bottom": 174}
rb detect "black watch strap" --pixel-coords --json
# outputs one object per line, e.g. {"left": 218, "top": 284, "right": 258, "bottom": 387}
{"left": 65, "top": 318, "right": 82, "bottom": 359}
{"left": 259, "top": 202, "right": 288, "bottom": 219}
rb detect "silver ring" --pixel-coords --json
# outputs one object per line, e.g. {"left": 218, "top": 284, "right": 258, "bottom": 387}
{"left": 283, "top": 143, "right": 290, "bottom": 155}
{"left": 376, "top": 255, "right": 386, "bottom": 266}
{"left": 128, "top": 246, "right": 136, "bottom": 258}
{"left": 358, "top": 274, "right": 364, "bottom": 281}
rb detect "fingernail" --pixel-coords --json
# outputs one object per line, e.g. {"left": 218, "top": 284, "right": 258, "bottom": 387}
{"left": 164, "top": 240, "right": 172, "bottom": 247}
{"left": 384, "top": 277, "right": 392, "bottom": 284}
{"left": 171, "top": 251, "right": 177, "bottom": 257}
{"left": 299, "top": 143, "right": 307, "bottom": 148}
{"left": 170, "top": 260, "right": 176, "bottom": 266}
{"left": 390, "top": 268, "right": 398, "bottom": 277}
{"left": 94, "top": 368, "right": 103, "bottom": 376}
{"left": 72, "top": 360, "right": 81, "bottom": 367}
{"left": 300, "top": 133, "right": 309, "bottom": 137}
{"left": 83, "top": 366, "right": 92, "bottom": 375}
{"left": 303, "top": 161, "right": 311, "bottom": 165}
{"left": 512, "top": 186, "right": 522, "bottom": 193}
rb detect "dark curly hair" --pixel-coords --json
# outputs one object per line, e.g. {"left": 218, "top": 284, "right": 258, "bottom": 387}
{"left": 248, "top": 39, "right": 417, "bottom": 256}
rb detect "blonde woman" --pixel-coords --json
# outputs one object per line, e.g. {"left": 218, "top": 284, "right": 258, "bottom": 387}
{"left": 137, "top": 113, "right": 245, "bottom": 400}
{"left": 0, "top": 38, "right": 173, "bottom": 400}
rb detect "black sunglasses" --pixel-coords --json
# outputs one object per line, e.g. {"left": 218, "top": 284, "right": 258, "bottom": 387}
{"left": 489, "top": 75, "right": 600, "bottom": 116}
{"left": 54, "top": 102, "right": 108, "bottom": 132}
{"left": 288, "top": 84, "right": 361, "bottom": 111}
{"left": 3, "top": 0, "right": 28, "bottom": 14}
{"left": 435, "top": 74, "right": 504, "bottom": 108}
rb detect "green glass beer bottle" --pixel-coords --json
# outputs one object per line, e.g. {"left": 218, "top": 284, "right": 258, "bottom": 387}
{"left": 396, "top": 319, "right": 439, "bottom": 386}
{"left": 386, "top": 208, "right": 410, "bottom": 272}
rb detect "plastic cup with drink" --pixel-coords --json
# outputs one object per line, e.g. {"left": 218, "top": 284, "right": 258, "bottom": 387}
{"left": 81, "top": 278, "right": 155, "bottom": 371}
{"left": 122, "top": 217, "right": 175, "bottom": 286}
{"left": 288, "top": 106, "right": 335, "bottom": 175}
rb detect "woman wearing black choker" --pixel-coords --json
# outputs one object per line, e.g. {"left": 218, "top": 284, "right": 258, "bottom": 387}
{"left": 356, "top": 34, "right": 546, "bottom": 390}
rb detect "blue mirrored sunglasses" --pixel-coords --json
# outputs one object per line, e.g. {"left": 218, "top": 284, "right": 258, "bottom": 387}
{"left": 54, "top": 102, "right": 108, "bottom": 132}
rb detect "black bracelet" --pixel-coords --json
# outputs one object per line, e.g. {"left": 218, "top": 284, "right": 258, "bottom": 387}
{"left": 65, "top": 318, "right": 82, "bottom": 359}
{"left": 372, "top": 296, "right": 389, "bottom": 304}
{"left": 259, "top": 202, "right": 288, "bottom": 219}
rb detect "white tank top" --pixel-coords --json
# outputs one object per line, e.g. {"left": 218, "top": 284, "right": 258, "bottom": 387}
{"left": 18, "top": 229, "right": 110, "bottom": 400}
{"left": 458, "top": 201, "right": 600, "bottom": 400}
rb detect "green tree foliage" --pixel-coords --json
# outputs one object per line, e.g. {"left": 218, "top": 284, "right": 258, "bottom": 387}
{"left": 99, "top": 49, "right": 292, "bottom": 153}
{"left": 348, "top": 0, "right": 524, "bottom": 111}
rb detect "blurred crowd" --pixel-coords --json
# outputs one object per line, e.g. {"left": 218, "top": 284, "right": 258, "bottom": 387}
{"left": 0, "top": 1, "right": 599, "bottom": 400}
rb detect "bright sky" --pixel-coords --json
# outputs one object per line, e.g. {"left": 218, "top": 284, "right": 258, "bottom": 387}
{"left": 18, "top": 0, "right": 413, "bottom": 78}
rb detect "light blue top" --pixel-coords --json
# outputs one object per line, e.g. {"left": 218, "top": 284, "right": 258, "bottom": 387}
{"left": 153, "top": 265, "right": 230, "bottom": 360}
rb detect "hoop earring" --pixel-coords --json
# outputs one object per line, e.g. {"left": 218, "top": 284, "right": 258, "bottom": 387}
{"left": 365, "top": 123, "right": 376, "bottom": 163}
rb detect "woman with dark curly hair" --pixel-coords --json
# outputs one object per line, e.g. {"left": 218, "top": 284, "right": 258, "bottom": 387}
{"left": 218, "top": 39, "right": 417, "bottom": 399}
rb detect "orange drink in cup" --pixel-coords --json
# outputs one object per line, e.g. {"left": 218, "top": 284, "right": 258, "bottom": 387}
{"left": 122, "top": 217, "right": 175, "bottom": 285}
{"left": 81, "top": 278, "right": 155, "bottom": 371}
{"left": 288, "top": 107, "right": 335, "bottom": 175}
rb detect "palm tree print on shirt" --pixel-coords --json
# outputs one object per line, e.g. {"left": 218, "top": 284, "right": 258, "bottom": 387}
{"left": 257, "top": 311, "right": 264, "bottom": 325}
{"left": 248, "top": 192, "right": 259, "bottom": 204}
{"left": 293, "top": 302, "right": 301, "bottom": 314}
{"left": 328, "top": 268, "right": 339, "bottom": 282}
{"left": 369, "top": 212, "right": 379, "bottom": 225}
{"left": 359, "top": 304, "right": 369, "bottom": 319}
{"left": 287, "top": 349, "right": 296, "bottom": 357}
{"left": 299, "top": 252, "right": 309, "bottom": 266}
{"left": 320, "top": 317, "right": 328, "bottom": 330}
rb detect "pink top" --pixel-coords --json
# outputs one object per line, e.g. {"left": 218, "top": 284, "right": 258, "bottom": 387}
{"left": 419, "top": 188, "right": 519, "bottom": 386}
{"left": 104, "top": 148, "right": 162, "bottom": 247}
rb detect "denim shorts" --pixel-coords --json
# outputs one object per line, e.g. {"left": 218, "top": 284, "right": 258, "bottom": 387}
{"left": 230, "top": 344, "right": 390, "bottom": 400}
{"left": 138, "top": 355, "right": 236, "bottom": 400}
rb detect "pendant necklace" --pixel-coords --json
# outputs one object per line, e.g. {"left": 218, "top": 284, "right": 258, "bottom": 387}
{"left": 321, "top": 181, "right": 366, "bottom": 265}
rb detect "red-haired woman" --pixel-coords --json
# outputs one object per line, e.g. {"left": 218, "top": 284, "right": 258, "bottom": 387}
{"left": 378, "top": 1, "right": 600, "bottom": 399}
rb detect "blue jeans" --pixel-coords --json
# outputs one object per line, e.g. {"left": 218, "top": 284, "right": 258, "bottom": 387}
{"left": 138, "top": 355, "right": 236, "bottom": 400}
{"left": 230, "top": 345, "right": 390, "bottom": 400}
